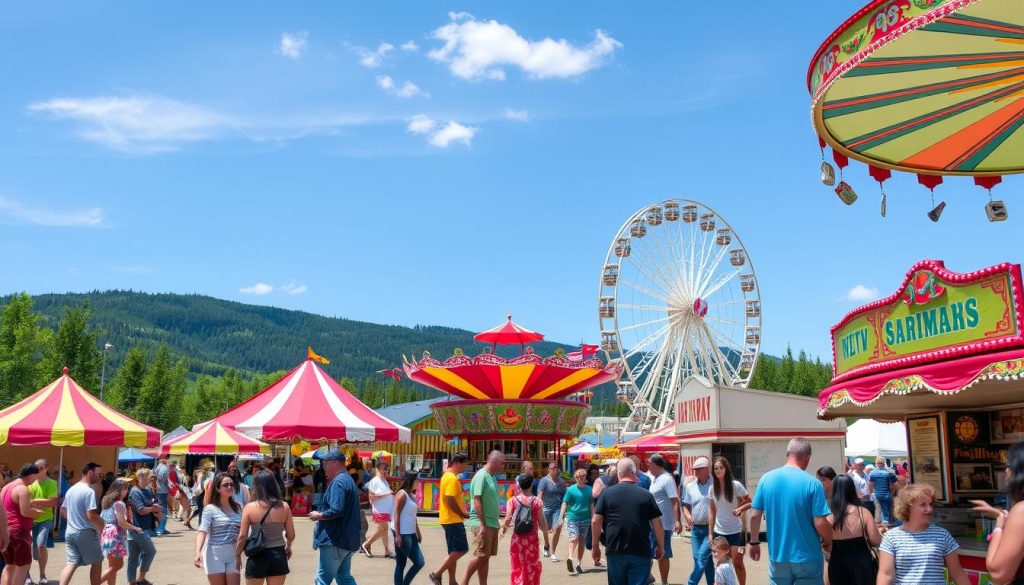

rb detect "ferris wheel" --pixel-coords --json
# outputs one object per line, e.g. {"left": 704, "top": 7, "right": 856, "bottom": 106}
{"left": 598, "top": 199, "right": 762, "bottom": 433}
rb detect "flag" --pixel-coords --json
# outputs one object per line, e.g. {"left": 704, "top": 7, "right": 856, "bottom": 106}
{"left": 378, "top": 368, "right": 402, "bottom": 382}
{"left": 307, "top": 347, "right": 330, "bottom": 364}
{"left": 568, "top": 343, "right": 601, "bottom": 362}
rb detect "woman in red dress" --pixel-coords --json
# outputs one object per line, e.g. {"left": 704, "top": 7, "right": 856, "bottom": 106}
{"left": 501, "top": 474, "right": 550, "bottom": 585}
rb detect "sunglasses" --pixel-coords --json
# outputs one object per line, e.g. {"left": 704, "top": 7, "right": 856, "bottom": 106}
{"left": 220, "top": 482, "right": 235, "bottom": 489}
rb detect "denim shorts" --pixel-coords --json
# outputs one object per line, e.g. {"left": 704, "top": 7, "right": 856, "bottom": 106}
{"left": 442, "top": 523, "right": 468, "bottom": 554}
{"left": 649, "top": 528, "right": 673, "bottom": 559}
{"left": 543, "top": 508, "right": 561, "bottom": 529}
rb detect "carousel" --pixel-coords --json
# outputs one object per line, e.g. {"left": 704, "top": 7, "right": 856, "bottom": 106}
{"left": 809, "top": 0, "right": 1022, "bottom": 221}
{"left": 400, "top": 315, "right": 621, "bottom": 511}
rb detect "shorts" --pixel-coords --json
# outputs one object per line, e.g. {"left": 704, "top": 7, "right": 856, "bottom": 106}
{"left": 3, "top": 527, "right": 32, "bottom": 566}
{"left": 245, "top": 546, "right": 289, "bottom": 578}
{"left": 65, "top": 530, "right": 103, "bottom": 567}
{"left": 543, "top": 508, "right": 561, "bottom": 529}
{"left": 443, "top": 523, "right": 469, "bottom": 554}
{"left": 470, "top": 526, "right": 498, "bottom": 557}
{"left": 32, "top": 520, "right": 54, "bottom": 560}
{"left": 204, "top": 543, "right": 239, "bottom": 575}
{"left": 372, "top": 512, "right": 391, "bottom": 523}
{"left": 566, "top": 519, "right": 590, "bottom": 541}
{"left": 713, "top": 531, "right": 743, "bottom": 547}
{"left": 649, "top": 528, "right": 673, "bottom": 559}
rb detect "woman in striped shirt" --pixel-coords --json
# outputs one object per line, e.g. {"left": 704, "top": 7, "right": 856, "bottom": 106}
{"left": 877, "top": 483, "right": 969, "bottom": 585}
{"left": 194, "top": 472, "right": 243, "bottom": 585}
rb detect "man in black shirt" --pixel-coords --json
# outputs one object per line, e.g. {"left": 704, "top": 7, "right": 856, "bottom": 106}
{"left": 592, "top": 458, "right": 664, "bottom": 585}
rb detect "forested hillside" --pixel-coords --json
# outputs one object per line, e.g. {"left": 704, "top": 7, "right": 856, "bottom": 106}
{"left": 0, "top": 291, "right": 835, "bottom": 429}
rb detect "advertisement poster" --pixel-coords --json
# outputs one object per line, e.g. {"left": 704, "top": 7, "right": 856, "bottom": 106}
{"left": 908, "top": 416, "right": 947, "bottom": 501}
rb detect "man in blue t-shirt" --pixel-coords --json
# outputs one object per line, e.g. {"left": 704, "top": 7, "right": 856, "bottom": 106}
{"left": 748, "top": 437, "right": 831, "bottom": 585}
{"left": 868, "top": 457, "right": 899, "bottom": 526}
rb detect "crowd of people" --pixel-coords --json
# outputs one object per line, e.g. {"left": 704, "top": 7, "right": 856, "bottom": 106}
{"left": 0, "top": 437, "right": 1018, "bottom": 585}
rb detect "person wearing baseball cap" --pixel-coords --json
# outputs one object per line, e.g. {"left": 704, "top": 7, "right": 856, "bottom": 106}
{"left": 309, "top": 449, "right": 361, "bottom": 585}
{"left": 681, "top": 456, "right": 714, "bottom": 585}
{"left": 848, "top": 458, "right": 875, "bottom": 517}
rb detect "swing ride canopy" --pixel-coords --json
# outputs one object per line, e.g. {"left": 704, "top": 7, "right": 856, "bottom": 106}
{"left": 473, "top": 314, "right": 545, "bottom": 346}
{"left": 809, "top": 0, "right": 1024, "bottom": 177}
{"left": 159, "top": 419, "right": 271, "bottom": 455}
{"left": 216, "top": 358, "right": 411, "bottom": 443}
{"left": 0, "top": 368, "right": 162, "bottom": 447}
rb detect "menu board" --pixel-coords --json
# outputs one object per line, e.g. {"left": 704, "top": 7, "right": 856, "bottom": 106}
{"left": 991, "top": 408, "right": 1024, "bottom": 444}
{"left": 907, "top": 416, "right": 947, "bottom": 501}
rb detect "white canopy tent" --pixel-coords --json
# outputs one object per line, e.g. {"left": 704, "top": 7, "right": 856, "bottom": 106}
{"left": 844, "top": 419, "right": 908, "bottom": 459}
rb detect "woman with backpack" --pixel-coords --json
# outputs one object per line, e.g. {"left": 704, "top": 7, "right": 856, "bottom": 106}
{"left": 500, "top": 473, "right": 550, "bottom": 585}
{"left": 235, "top": 471, "right": 294, "bottom": 585}
{"left": 391, "top": 472, "right": 424, "bottom": 585}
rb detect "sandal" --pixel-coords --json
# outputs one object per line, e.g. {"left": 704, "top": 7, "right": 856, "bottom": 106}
{"left": 360, "top": 544, "right": 373, "bottom": 558}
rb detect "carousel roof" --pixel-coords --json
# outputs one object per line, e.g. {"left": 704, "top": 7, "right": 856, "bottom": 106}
{"left": 473, "top": 315, "right": 544, "bottom": 346}
{"left": 809, "top": 0, "right": 1024, "bottom": 176}
{"left": 217, "top": 358, "right": 411, "bottom": 443}
{"left": 0, "top": 368, "right": 161, "bottom": 447}
{"left": 402, "top": 351, "right": 622, "bottom": 401}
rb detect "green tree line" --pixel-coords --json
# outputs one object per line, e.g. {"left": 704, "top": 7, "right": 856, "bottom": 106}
{"left": 747, "top": 346, "right": 834, "bottom": 397}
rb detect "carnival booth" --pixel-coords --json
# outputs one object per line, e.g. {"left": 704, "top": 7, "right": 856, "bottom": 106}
{"left": 819, "top": 260, "right": 1024, "bottom": 584}
{"left": 400, "top": 315, "right": 621, "bottom": 512}
{"left": 217, "top": 352, "right": 411, "bottom": 514}
{"left": 674, "top": 376, "right": 846, "bottom": 492}
{"left": 372, "top": 397, "right": 455, "bottom": 481}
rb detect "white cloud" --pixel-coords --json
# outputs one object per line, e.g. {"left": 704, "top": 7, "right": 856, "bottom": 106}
{"left": 376, "top": 75, "right": 426, "bottom": 98}
{"left": 401, "top": 41, "right": 419, "bottom": 52}
{"left": 503, "top": 108, "right": 530, "bottom": 122}
{"left": 278, "top": 31, "right": 308, "bottom": 59}
{"left": 844, "top": 285, "right": 880, "bottom": 302}
{"left": 0, "top": 196, "right": 105, "bottom": 228}
{"left": 239, "top": 283, "right": 274, "bottom": 295}
{"left": 406, "top": 115, "right": 476, "bottom": 148}
{"left": 406, "top": 114, "right": 437, "bottom": 135}
{"left": 429, "top": 121, "right": 477, "bottom": 148}
{"left": 282, "top": 281, "right": 308, "bottom": 295}
{"left": 28, "top": 95, "right": 227, "bottom": 153}
{"left": 428, "top": 12, "right": 622, "bottom": 80}
{"left": 355, "top": 43, "right": 395, "bottom": 68}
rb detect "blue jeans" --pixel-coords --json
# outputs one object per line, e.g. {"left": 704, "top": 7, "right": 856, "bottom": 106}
{"left": 316, "top": 545, "right": 357, "bottom": 585}
{"left": 769, "top": 560, "right": 824, "bottom": 585}
{"left": 688, "top": 525, "right": 714, "bottom": 585}
{"left": 876, "top": 496, "right": 893, "bottom": 525}
{"left": 606, "top": 554, "right": 652, "bottom": 585}
{"left": 126, "top": 531, "right": 156, "bottom": 583}
{"left": 156, "top": 492, "right": 169, "bottom": 534}
{"left": 393, "top": 532, "right": 424, "bottom": 585}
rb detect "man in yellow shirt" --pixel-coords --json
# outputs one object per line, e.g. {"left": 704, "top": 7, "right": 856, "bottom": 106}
{"left": 428, "top": 453, "right": 469, "bottom": 585}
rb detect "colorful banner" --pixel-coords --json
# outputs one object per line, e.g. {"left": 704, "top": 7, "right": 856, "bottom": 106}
{"left": 831, "top": 261, "right": 1023, "bottom": 380}
{"left": 431, "top": 399, "right": 590, "bottom": 439}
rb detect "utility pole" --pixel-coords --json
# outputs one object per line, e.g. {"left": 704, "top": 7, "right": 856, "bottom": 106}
{"left": 99, "top": 343, "right": 113, "bottom": 401}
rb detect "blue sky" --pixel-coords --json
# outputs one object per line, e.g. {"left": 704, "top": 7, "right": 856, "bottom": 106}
{"left": 1, "top": 2, "right": 1020, "bottom": 362}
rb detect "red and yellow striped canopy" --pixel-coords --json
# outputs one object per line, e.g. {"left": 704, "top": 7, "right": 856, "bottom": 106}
{"left": 0, "top": 368, "right": 162, "bottom": 447}
{"left": 159, "top": 420, "right": 270, "bottom": 455}
{"left": 619, "top": 424, "right": 677, "bottom": 453}
{"left": 402, "top": 352, "right": 622, "bottom": 401}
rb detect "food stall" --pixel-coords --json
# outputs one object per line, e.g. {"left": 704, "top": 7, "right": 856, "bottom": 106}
{"left": 673, "top": 376, "right": 847, "bottom": 492}
{"left": 819, "top": 259, "right": 1024, "bottom": 584}
{"left": 400, "top": 315, "right": 621, "bottom": 512}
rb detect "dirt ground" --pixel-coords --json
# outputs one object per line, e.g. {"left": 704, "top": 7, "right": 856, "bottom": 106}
{"left": 42, "top": 516, "right": 773, "bottom": 584}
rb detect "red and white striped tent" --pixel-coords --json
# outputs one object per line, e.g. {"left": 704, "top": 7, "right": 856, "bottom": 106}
{"left": 216, "top": 358, "right": 411, "bottom": 444}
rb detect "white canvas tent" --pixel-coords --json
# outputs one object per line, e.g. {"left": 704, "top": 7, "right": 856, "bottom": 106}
{"left": 844, "top": 419, "right": 908, "bottom": 458}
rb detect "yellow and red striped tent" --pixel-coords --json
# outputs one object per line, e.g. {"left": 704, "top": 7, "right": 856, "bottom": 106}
{"left": 160, "top": 420, "right": 270, "bottom": 455}
{"left": 0, "top": 368, "right": 161, "bottom": 447}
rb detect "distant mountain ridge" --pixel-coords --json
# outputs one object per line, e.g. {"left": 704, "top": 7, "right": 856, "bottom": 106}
{"left": 29, "top": 290, "right": 591, "bottom": 383}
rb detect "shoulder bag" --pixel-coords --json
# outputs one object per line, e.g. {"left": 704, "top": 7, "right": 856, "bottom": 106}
{"left": 859, "top": 506, "right": 879, "bottom": 576}
{"left": 244, "top": 500, "right": 277, "bottom": 557}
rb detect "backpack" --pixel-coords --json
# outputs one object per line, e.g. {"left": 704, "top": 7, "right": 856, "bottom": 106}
{"left": 513, "top": 496, "right": 536, "bottom": 535}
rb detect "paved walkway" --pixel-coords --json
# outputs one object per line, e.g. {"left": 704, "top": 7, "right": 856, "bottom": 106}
{"left": 42, "top": 517, "right": 773, "bottom": 584}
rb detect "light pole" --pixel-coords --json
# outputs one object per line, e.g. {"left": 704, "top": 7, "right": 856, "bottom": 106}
{"left": 99, "top": 342, "right": 113, "bottom": 401}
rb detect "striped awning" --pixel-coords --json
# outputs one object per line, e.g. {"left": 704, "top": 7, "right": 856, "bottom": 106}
{"left": 619, "top": 424, "right": 677, "bottom": 453}
{"left": 0, "top": 368, "right": 162, "bottom": 447}
{"left": 159, "top": 420, "right": 270, "bottom": 455}
{"left": 217, "top": 359, "right": 411, "bottom": 443}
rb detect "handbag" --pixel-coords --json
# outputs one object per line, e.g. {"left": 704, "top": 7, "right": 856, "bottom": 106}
{"left": 860, "top": 507, "right": 879, "bottom": 575}
{"left": 244, "top": 500, "right": 277, "bottom": 557}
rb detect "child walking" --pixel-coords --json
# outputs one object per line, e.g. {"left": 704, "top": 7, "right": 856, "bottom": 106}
{"left": 713, "top": 536, "right": 739, "bottom": 585}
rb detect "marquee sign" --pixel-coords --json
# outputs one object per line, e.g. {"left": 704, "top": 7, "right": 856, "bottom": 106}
{"left": 831, "top": 260, "right": 1024, "bottom": 382}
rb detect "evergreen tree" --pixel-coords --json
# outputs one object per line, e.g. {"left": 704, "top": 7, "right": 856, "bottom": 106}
{"left": 362, "top": 378, "right": 383, "bottom": 408}
{"left": 163, "top": 358, "right": 189, "bottom": 428}
{"left": 39, "top": 303, "right": 103, "bottom": 392}
{"left": 777, "top": 345, "right": 796, "bottom": 393}
{"left": 105, "top": 346, "right": 148, "bottom": 412}
{"left": 748, "top": 354, "right": 778, "bottom": 391}
{"left": 0, "top": 294, "right": 50, "bottom": 402}
{"left": 184, "top": 376, "right": 220, "bottom": 428}
{"left": 792, "top": 350, "right": 818, "bottom": 397}
{"left": 135, "top": 345, "right": 172, "bottom": 427}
